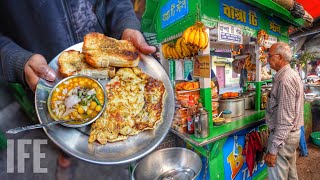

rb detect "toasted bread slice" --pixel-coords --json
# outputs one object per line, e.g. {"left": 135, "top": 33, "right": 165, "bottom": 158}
{"left": 82, "top": 32, "right": 140, "bottom": 68}
{"left": 58, "top": 50, "right": 115, "bottom": 78}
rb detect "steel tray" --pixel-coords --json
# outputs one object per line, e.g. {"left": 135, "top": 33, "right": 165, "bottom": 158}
{"left": 35, "top": 43, "right": 174, "bottom": 164}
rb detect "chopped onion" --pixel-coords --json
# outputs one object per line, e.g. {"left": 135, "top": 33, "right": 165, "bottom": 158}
{"left": 81, "top": 106, "right": 88, "bottom": 112}
{"left": 87, "top": 88, "right": 96, "bottom": 96}
{"left": 62, "top": 109, "right": 75, "bottom": 118}
{"left": 65, "top": 95, "right": 81, "bottom": 109}
{"left": 62, "top": 88, "right": 68, "bottom": 95}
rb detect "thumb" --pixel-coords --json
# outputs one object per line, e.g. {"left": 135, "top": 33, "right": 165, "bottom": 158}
{"left": 28, "top": 54, "right": 56, "bottom": 81}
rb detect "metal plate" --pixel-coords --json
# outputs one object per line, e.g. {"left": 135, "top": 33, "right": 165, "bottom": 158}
{"left": 35, "top": 43, "right": 174, "bottom": 164}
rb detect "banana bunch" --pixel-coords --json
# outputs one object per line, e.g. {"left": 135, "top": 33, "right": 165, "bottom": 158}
{"left": 161, "top": 21, "right": 208, "bottom": 60}
{"left": 162, "top": 42, "right": 180, "bottom": 59}
{"left": 182, "top": 21, "right": 208, "bottom": 50}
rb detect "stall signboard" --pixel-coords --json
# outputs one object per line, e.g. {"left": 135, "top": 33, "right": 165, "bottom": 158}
{"left": 222, "top": 125, "right": 267, "bottom": 180}
{"left": 263, "top": 35, "right": 278, "bottom": 48}
{"left": 161, "top": 0, "right": 188, "bottom": 29}
{"left": 218, "top": 22, "right": 243, "bottom": 44}
{"left": 268, "top": 16, "right": 283, "bottom": 37}
{"left": 193, "top": 55, "right": 211, "bottom": 78}
{"left": 220, "top": 0, "right": 260, "bottom": 30}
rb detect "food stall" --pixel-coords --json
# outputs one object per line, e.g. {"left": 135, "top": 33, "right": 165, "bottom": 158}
{"left": 141, "top": 0, "right": 310, "bottom": 179}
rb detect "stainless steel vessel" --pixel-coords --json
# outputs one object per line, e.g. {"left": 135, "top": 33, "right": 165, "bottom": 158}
{"left": 243, "top": 92, "right": 255, "bottom": 110}
{"left": 194, "top": 106, "right": 209, "bottom": 138}
{"left": 132, "top": 147, "right": 202, "bottom": 180}
{"left": 219, "top": 98, "right": 245, "bottom": 117}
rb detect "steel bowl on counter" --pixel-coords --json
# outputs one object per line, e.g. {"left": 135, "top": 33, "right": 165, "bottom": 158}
{"left": 218, "top": 97, "right": 245, "bottom": 117}
{"left": 132, "top": 147, "right": 202, "bottom": 180}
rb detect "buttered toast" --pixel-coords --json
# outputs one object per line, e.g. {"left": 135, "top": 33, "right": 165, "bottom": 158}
{"left": 82, "top": 32, "right": 140, "bottom": 68}
{"left": 58, "top": 50, "right": 115, "bottom": 78}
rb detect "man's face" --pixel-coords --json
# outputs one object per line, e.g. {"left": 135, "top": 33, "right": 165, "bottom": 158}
{"left": 267, "top": 45, "right": 281, "bottom": 71}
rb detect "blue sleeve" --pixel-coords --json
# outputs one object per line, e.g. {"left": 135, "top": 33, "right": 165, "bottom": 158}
{"left": 105, "top": 0, "right": 141, "bottom": 39}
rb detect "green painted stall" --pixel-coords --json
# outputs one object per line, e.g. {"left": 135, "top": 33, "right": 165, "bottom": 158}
{"left": 142, "top": 0, "right": 308, "bottom": 179}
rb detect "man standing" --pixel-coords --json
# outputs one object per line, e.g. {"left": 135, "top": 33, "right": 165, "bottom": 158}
{"left": 264, "top": 42, "right": 304, "bottom": 180}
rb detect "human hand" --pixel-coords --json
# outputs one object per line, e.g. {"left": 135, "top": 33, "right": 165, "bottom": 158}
{"left": 121, "top": 29, "right": 156, "bottom": 54}
{"left": 264, "top": 152, "right": 277, "bottom": 167}
{"left": 24, "top": 54, "right": 56, "bottom": 91}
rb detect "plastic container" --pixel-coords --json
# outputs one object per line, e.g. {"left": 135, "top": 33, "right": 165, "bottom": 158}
{"left": 223, "top": 110, "right": 232, "bottom": 123}
{"left": 310, "top": 132, "right": 320, "bottom": 147}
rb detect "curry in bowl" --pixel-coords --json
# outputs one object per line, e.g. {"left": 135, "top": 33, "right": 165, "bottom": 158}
{"left": 48, "top": 76, "right": 105, "bottom": 126}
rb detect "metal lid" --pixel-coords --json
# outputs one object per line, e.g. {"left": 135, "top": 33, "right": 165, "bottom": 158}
{"left": 223, "top": 110, "right": 232, "bottom": 114}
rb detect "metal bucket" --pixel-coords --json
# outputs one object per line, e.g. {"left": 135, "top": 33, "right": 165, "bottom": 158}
{"left": 132, "top": 147, "right": 202, "bottom": 180}
{"left": 219, "top": 98, "right": 245, "bottom": 117}
{"left": 243, "top": 92, "right": 255, "bottom": 110}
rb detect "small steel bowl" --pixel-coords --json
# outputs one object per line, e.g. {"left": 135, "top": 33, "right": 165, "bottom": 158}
{"left": 213, "top": 117, "right": 225, "bottom": 126}
{"left": 47, "top": 75, "right": 106, "bottom": 128}
{"left": 132, "top": 147, "right": 202, "bottom": 180}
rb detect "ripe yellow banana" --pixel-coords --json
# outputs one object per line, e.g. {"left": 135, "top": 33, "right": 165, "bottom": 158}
{"left": 175, "top": 38, "right": 184, "bottom": 59}
{"left": 203, "top": 32, "right": 208, "bottom": 49}
{"left": 199, "top": 28, "right": 206, "bottom": 49}
{"left": 167, "top": 46, "right": 173, "bottom": 59}
{"left": 187, "top": 27, "right": 197, "bottom": 45}
{"left": 193, "top": 26, "right": 200, "bottom": 47}
{"left": 161, "top": 44, "right": 169, "bottom": 59}
{"left": 180, "top": 38, "right": 190, "bottom": 57}
{"left": 182, "top": 26, "right": 193, "bottom": 41}
{"left": 171, "top": 47, "right": 179, "bottom": 59}
{"left": 187, "top": 44, "right": 198, "bottom": 56}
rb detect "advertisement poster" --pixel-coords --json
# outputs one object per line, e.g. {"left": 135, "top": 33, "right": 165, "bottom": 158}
{"left": 223, "top": 124, "right": 267, "bottom": 180}
{"left": 193, "top": 55, "right": 211, "bottom": 78}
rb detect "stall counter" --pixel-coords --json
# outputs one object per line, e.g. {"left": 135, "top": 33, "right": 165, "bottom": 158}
{"left": 171, "top": 110, "right": 265, "bottom": 147}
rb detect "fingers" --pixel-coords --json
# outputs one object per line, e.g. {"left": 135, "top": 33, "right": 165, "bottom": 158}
{"left": 122, "top": 29, "right": 156, "bottom": 54}
{"left": 134, "top": 35, "right": 156, "bottom": 54}
{"left": 24, "top": 65, "right": 39, "bottom": 92}
{"left": 28, "top": 54, "right": 56, "bottom": 81}
{"left": 30, "top": 63, "right": 56, "bottom": 81}
{"left": 24, "top": 54, "right": 56, "bottom": 91}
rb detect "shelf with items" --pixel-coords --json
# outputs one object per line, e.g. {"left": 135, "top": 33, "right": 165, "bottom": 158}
{"left": 171, "top": 110, "right": 266, "bottom": 146}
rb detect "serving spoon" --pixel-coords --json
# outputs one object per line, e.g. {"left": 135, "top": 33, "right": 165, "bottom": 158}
{"left": 6, "top": 120, "right": 84, "bottom": 134}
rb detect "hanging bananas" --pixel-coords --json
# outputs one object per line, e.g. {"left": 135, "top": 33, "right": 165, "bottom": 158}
{"left": 161, "top": 21, "right": 209, "bottom": 60}
{"left": 182, "top": 21, "right": 208, "bottom": 50}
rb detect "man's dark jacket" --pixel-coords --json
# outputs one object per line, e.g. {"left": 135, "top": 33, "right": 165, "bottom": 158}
{"left": 0, "top": 0, "right": 140, "bottom": 86}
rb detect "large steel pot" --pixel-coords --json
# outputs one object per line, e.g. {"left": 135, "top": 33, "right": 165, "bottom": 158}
{"left": 243, "top": 92, "right": 255, "bottom": 110}
{"left": 132, "top": 147, "right": 202, "bottom": 180}
{"left": 219, "top": 98, "right": 245, "bottom": 117}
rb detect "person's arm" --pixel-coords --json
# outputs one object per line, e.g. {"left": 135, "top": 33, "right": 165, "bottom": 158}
{"left": 105, "top": 0, "right": 141, "bottom": 39}
{"left": 268, "top": 82, "right": 296, "bottom": 155}
{"left": 0, "top": 34, "right": 33, "bottom": 85}
{"left": 0, "top": 34, "right": 55, "bottom": 91}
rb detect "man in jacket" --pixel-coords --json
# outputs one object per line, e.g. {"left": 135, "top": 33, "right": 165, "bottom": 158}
{"left": 0, "top": 0, "right": 156, "bottom": 91}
